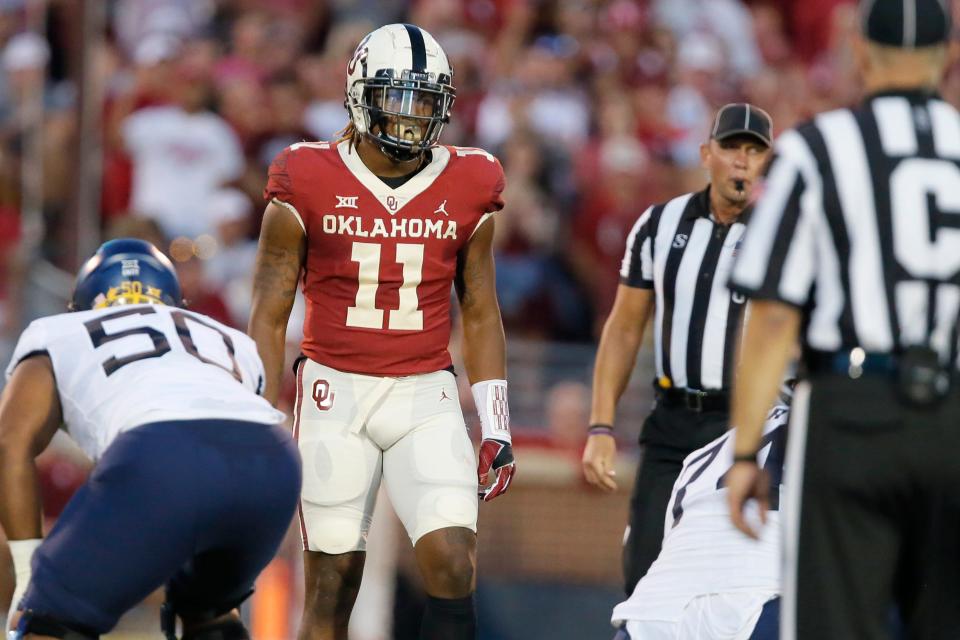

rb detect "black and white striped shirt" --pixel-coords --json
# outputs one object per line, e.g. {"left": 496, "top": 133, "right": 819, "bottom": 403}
{"left": 731, "top": 90, "right": 960, "bottom": 370}
{"left": 621, "top": 188, "right": 749, "bottom": 391}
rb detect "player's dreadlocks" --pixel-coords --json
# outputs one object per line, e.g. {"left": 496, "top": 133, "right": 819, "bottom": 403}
{"left": 336, "top": 121, "right": 360, "bottom": 151}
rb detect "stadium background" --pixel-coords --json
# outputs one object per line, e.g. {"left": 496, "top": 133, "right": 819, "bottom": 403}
{"left": 1, "top": 0, "right": 955, "bottom": 637}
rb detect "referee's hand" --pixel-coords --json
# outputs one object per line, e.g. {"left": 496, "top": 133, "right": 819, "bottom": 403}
{"left": 727, "top": 461, "right": 769, "bottom": 540}
{"left": 582, "top": 434, "right": 618, "bottom": 492}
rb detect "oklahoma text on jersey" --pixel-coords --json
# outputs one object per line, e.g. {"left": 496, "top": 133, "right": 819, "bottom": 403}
{"left": 320, "top": 214, "right": 459, "bottom": 240}
{"left": 264, "top": 139, "right": 505, "bottom": 376}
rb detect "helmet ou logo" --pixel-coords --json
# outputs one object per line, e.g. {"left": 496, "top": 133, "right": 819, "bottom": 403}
{"left": 312, "top": 379, "right": 335, "bottom": 411}
{"left": 347, "top": 38, "right": 371, "bottom": 76}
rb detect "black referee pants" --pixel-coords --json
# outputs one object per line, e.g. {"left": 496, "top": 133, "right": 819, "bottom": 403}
{"left": 622, "top": 402, "right": 728, "bottom": 594}
{"left": 785, "top": 376, "right": 960, "bottom": 640}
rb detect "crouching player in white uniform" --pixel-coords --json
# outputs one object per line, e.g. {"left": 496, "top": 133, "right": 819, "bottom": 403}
{"left": 0, "top": 239, "right": 301, "bottom": 640}
{"left": 611, "top": 390, "right": 791, "bottom": 640}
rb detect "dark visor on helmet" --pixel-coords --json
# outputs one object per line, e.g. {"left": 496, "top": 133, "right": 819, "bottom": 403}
{"left": 381, "top": 87, "right": 438, "bottom": 115}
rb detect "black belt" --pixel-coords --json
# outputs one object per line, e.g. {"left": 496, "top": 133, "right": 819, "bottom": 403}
{"left": 804, "top": 348, "right": 898, "bottom": 377}
{"left": 804, "top": 347, "right": 954, "bottom": 407}
{"left": 653, "top": 381, "right": 729, "bottom": 413}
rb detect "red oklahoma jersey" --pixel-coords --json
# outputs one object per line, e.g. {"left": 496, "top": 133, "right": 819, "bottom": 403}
{"left": 265, "top": 139, "right": 505, "bottom": 376}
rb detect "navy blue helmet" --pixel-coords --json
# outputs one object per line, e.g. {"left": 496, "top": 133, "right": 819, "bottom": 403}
{"left": 69, "top": 238, "right": 182, "bottom": 311}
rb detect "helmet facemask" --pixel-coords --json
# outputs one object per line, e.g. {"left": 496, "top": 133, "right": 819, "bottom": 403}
{"left": 349, "top": 70, "right": 455, "bottom": 162}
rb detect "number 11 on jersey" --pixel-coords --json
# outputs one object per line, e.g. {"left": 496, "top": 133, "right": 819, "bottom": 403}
{"left": 346, "top": 241, "right": 425, "bottom": 331}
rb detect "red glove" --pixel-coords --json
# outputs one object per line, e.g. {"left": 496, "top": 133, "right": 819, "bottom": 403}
{"left": 478, "top": 438, "right": 515, "bottom": 501}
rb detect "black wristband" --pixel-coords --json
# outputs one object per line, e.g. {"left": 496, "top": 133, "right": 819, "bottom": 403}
{"left": 733, "top": 452, "right": 758, "bottom": 464}
{"left": 588, "top": 424, "right": 614, "bottom": 436}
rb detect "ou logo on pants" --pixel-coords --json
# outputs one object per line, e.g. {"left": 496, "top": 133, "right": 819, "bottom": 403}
{"left": 312, "top": 379, "right": 335, "bottom": 411}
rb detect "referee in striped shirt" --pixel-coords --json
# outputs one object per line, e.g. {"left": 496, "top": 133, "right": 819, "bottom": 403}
{"left": 727, "top": 1, "right": 960, "bottom": 637}
{"left": 583, "top": 103, "right": 773, "bottom": 593}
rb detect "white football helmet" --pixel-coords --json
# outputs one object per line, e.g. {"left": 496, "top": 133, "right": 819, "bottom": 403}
{"left": 345, "top": 23, "right": 455, "bottom": 161}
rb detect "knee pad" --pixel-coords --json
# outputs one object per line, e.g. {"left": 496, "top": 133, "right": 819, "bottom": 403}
{"left": 302, "top": 511, "right": 368, "bottom": 553}
{"left": 180, "top": 618, "right": 250, "bottom": 640}
{"left": 12, "top": 610, "right": 99, "bottom": 640}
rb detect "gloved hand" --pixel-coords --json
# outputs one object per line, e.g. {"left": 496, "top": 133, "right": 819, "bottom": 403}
{"left": 472, "top": 379, "right": 514, "bottom": 502}
{"left": 477, "top": 438, "right": 515, "bottom": 501}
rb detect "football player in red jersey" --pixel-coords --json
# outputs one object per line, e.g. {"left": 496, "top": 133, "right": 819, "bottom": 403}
{"left": 248, "top": 23, "right": 515, "bottom": 640}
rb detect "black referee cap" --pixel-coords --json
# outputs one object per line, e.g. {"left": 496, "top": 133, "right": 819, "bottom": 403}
{"left": 711, "top": 103, "right": 773, "bottom": 148}
{"left": 861, "top": 0, "right": 952, "bottom": 48}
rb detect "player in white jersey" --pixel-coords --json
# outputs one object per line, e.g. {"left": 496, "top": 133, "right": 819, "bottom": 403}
{"left": 0, "top": 239, "right": 301, "bottom": 640}
{"left": 611, "top": 396, "right": 790, "bottom": 640}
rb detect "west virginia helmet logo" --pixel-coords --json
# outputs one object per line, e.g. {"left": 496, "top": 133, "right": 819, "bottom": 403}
{"left": 93, "top": 280, "right": 167, "bottom": 309}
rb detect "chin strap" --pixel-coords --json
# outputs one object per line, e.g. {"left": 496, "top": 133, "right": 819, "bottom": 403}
{"left": 362, "top": 126, "right": 425, "bottom": 163}
{"left": 378, "top": 139, "right": 422, "bottom": 162}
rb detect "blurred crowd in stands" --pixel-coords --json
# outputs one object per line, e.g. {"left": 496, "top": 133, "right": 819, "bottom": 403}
{"left": 5, "top": 1, "right": 960, "bottom": 632}
{"left": 5, "top": 0, "right": 942, "bottom": 354}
